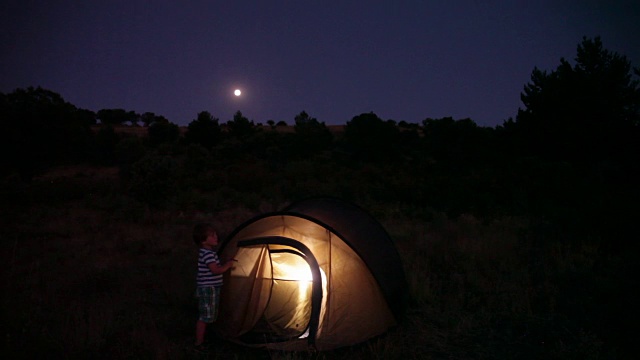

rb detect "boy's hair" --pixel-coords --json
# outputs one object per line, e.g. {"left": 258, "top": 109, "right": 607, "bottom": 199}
{"left": 193, "top": 223, "right": 216, "bottom": 246}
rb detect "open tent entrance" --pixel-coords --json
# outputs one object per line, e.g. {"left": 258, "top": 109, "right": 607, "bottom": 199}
{"left": 234, "top": 237, "right": 326, "bottom": 345}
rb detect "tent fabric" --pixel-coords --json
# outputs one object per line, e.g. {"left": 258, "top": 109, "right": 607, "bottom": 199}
{"left": 214, "top": 197, "right": 407, "bottom": 351}
{"left": 284, "top": 197, "right": 407, "bottom": 320}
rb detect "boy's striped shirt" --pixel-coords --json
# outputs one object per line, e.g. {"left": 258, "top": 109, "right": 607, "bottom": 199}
{"left": 197, "top": 248, "right": 223, "bottom": 287}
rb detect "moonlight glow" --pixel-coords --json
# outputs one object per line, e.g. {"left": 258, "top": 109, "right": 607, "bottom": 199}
{"left": 234, "top": 89, "right": 241, "bottom": 96}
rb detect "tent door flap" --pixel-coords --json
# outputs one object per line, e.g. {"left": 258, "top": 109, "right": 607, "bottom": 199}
{"left": 238, "top": 237, "right": 323, "bottom": 346}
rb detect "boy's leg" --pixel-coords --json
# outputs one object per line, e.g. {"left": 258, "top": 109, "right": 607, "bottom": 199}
{"left": 213, "top": 287, "right": 221, "bottom": 321}
{"left": 195, "top": 320, "right": 207, "bottom": 346}
{"left": 195, "top": 287, "right": 214, "bottom": 346}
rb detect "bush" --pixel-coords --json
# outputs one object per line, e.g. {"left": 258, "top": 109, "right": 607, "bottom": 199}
{"left": 127, "top": 154, "right": 180, "bottom": 207}
{"left": 148, "top": 119, "right": 180, "bottom": 146}
{"left": 115, "top": 136, "right": 148, "bottom": 180}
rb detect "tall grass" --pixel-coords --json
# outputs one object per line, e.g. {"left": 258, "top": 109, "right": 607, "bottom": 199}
{"left": 0, "top": 169, "right": 630, "bottom": 359}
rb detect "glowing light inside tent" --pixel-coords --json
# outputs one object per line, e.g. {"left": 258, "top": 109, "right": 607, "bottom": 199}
{"left": 277, "top": 261, "right": 313, "bottom": 282}
{"left": 271, "top": 252, "right": 313, "bottom": 281}
{"left": 270, "top": 252, "right": 326, "bottom": 338}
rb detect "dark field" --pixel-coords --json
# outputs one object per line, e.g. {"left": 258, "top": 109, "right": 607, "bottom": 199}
{"left": 1, "top": 160, "right": 636, "bottom": 359}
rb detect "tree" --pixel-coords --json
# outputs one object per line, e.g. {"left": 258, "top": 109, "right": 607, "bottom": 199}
{"left": 514, "top": 36, "right": 640, "bottom": 163}
{"left": 505, "top": 37, "right": 640, "bottom": 252}
{"left": 76, "top": 109, "right": 97, "bottom": 126}
{"left": 97, "top": 108, "right": 130, "bottom": 126}
{"left": 292, "top": 111, "right": 333, "bottom": 155}
{"left": 226, "top": 111, "right": 254, "bottom": 138}
{"left": 0, "top": 87, "right": 93, "bottom": 178}
{"left": 127, "top": 111, "right": 140, "bottom": 126}
{"left": 345, "top": 112, "right": 399, "bottom": 160}
{"left": 141, "top": 112, "right": 157, "bottom": 127}
{"left": 147, "top": 116, "right": 180, "bottom": 146}
{"left": 422, "top": 117, "right": 493, "bottom": 166}
{"left": 185, "top": 111, "right": 221, "bottom": 148}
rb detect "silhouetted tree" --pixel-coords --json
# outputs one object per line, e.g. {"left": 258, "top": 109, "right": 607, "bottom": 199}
{"left": 185, "top": 111, "right": 221, "bottom": 148}
{"left": 398, "top": 120, "right": 412, "bottom": 129}
{"left": 292, "top": 111, "right": 333, "bottom": 156}
{"left": 345, "top": 112, "right": 399, "bottom": 160}
{"left": 226, "top": 111, "right": 254, "bottom": 138}
{"left": 147, "top": 116, "right": 180, "bottom": 146}
{"left": 514, "top": 36, "right": 640, "bottom": 164}
{"left": 128, "top": 112, "right": 140, "bottom": 126}
{"left": 141, "top": 112, "right": 157, "bottom": 127}
{"left": 422, "top": 117, "right": 494, "bottom": 167}
{"left": 0, "top": 87, "right": 93, "bottom": 178}
{"left": 503, "top": 37, "right": 640, "bottom": 252}
{"left": 97, "top": 108, "right": 137, "bottom": 126}
{"left": 415, "top": 117, "right": 498, "bottom": 216}
{"left": 76, "top": 109, "right": 97, "bottom": 126}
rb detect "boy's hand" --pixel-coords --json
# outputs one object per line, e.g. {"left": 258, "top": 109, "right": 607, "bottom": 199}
{"left": 226, "top": 259, "right": 237, "bottom": 271}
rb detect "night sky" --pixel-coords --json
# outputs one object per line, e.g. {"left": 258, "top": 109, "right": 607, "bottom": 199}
{"left": 2, "top": 1, "right": 639, "bottom": 127}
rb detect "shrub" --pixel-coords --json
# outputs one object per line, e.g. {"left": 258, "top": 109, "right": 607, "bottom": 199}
{"left": 127, "top": 154, "right": 180, "bottom": 207}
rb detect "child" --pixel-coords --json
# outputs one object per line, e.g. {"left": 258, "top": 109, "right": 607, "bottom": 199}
{"left": 193, "top": 223, "right": 235, "bottom": 353}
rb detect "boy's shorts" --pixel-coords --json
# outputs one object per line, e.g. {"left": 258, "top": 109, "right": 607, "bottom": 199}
{"left": 196, "top": 286, "right": 221, "bottom": 323}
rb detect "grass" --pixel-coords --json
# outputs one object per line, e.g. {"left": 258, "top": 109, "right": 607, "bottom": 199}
{"left": 1, "top": 167, "right": 632, "bottom": 359}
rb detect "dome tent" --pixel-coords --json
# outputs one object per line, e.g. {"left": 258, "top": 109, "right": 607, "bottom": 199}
{"left": 214, "top": 197, "right": 407, "bottom": 351}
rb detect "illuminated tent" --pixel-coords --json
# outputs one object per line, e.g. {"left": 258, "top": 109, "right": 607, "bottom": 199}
{"left": 214, "top": 197, "right": 407, "bottom": 351}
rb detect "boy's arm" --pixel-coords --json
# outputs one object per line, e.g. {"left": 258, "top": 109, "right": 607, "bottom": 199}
{"left": 207, "top": 260, "right": 235, "bottom": 275}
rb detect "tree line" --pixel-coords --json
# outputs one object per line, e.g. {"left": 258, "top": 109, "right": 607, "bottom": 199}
{"left": 2, "top": 37, "right": 639, "bottom": 248}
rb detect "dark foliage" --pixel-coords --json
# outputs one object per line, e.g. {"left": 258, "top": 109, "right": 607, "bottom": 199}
{"left": 147, "top": 116, "right": 180, "bottom": 146}
{"left": 92, "top": 125, "right": 120, "bottom": 165}
{"left": 0, "top": 86, "right": 94, "bottom": 179}
{"left": 345, "top": 112, "right": 400, "bottom": 161}
{"left": 502, "top": 36, "right": 640, "bottom": 250}
{"left": 514, "top": 37, "right": 640, "bottom": 165}
{"left": 226, "top": 111, "right": 255, "bottom": 138}
{"left": 114, "top": 136, "right": 148, "bottom": 180}
{"left": 292, "top": 110, "right": 333, "bottom": 157}
{"left": 97, "top": 108, "right": 139, "bottom": 126}
{"left": 140, "top": 111, "right": 158, "bottom": 127}
{"left": 126, "top": 153, "right": 180, "bottom": 207}
{"left": 184, "top": 111, "right": 221, "bottom": 148}
{"left": 422, "top": 117, "right": 496, "bottom": 171}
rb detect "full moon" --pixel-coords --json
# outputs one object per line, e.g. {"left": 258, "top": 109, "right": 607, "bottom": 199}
{"left": 234, "top": 89, "right": 241, "bottom": 96}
